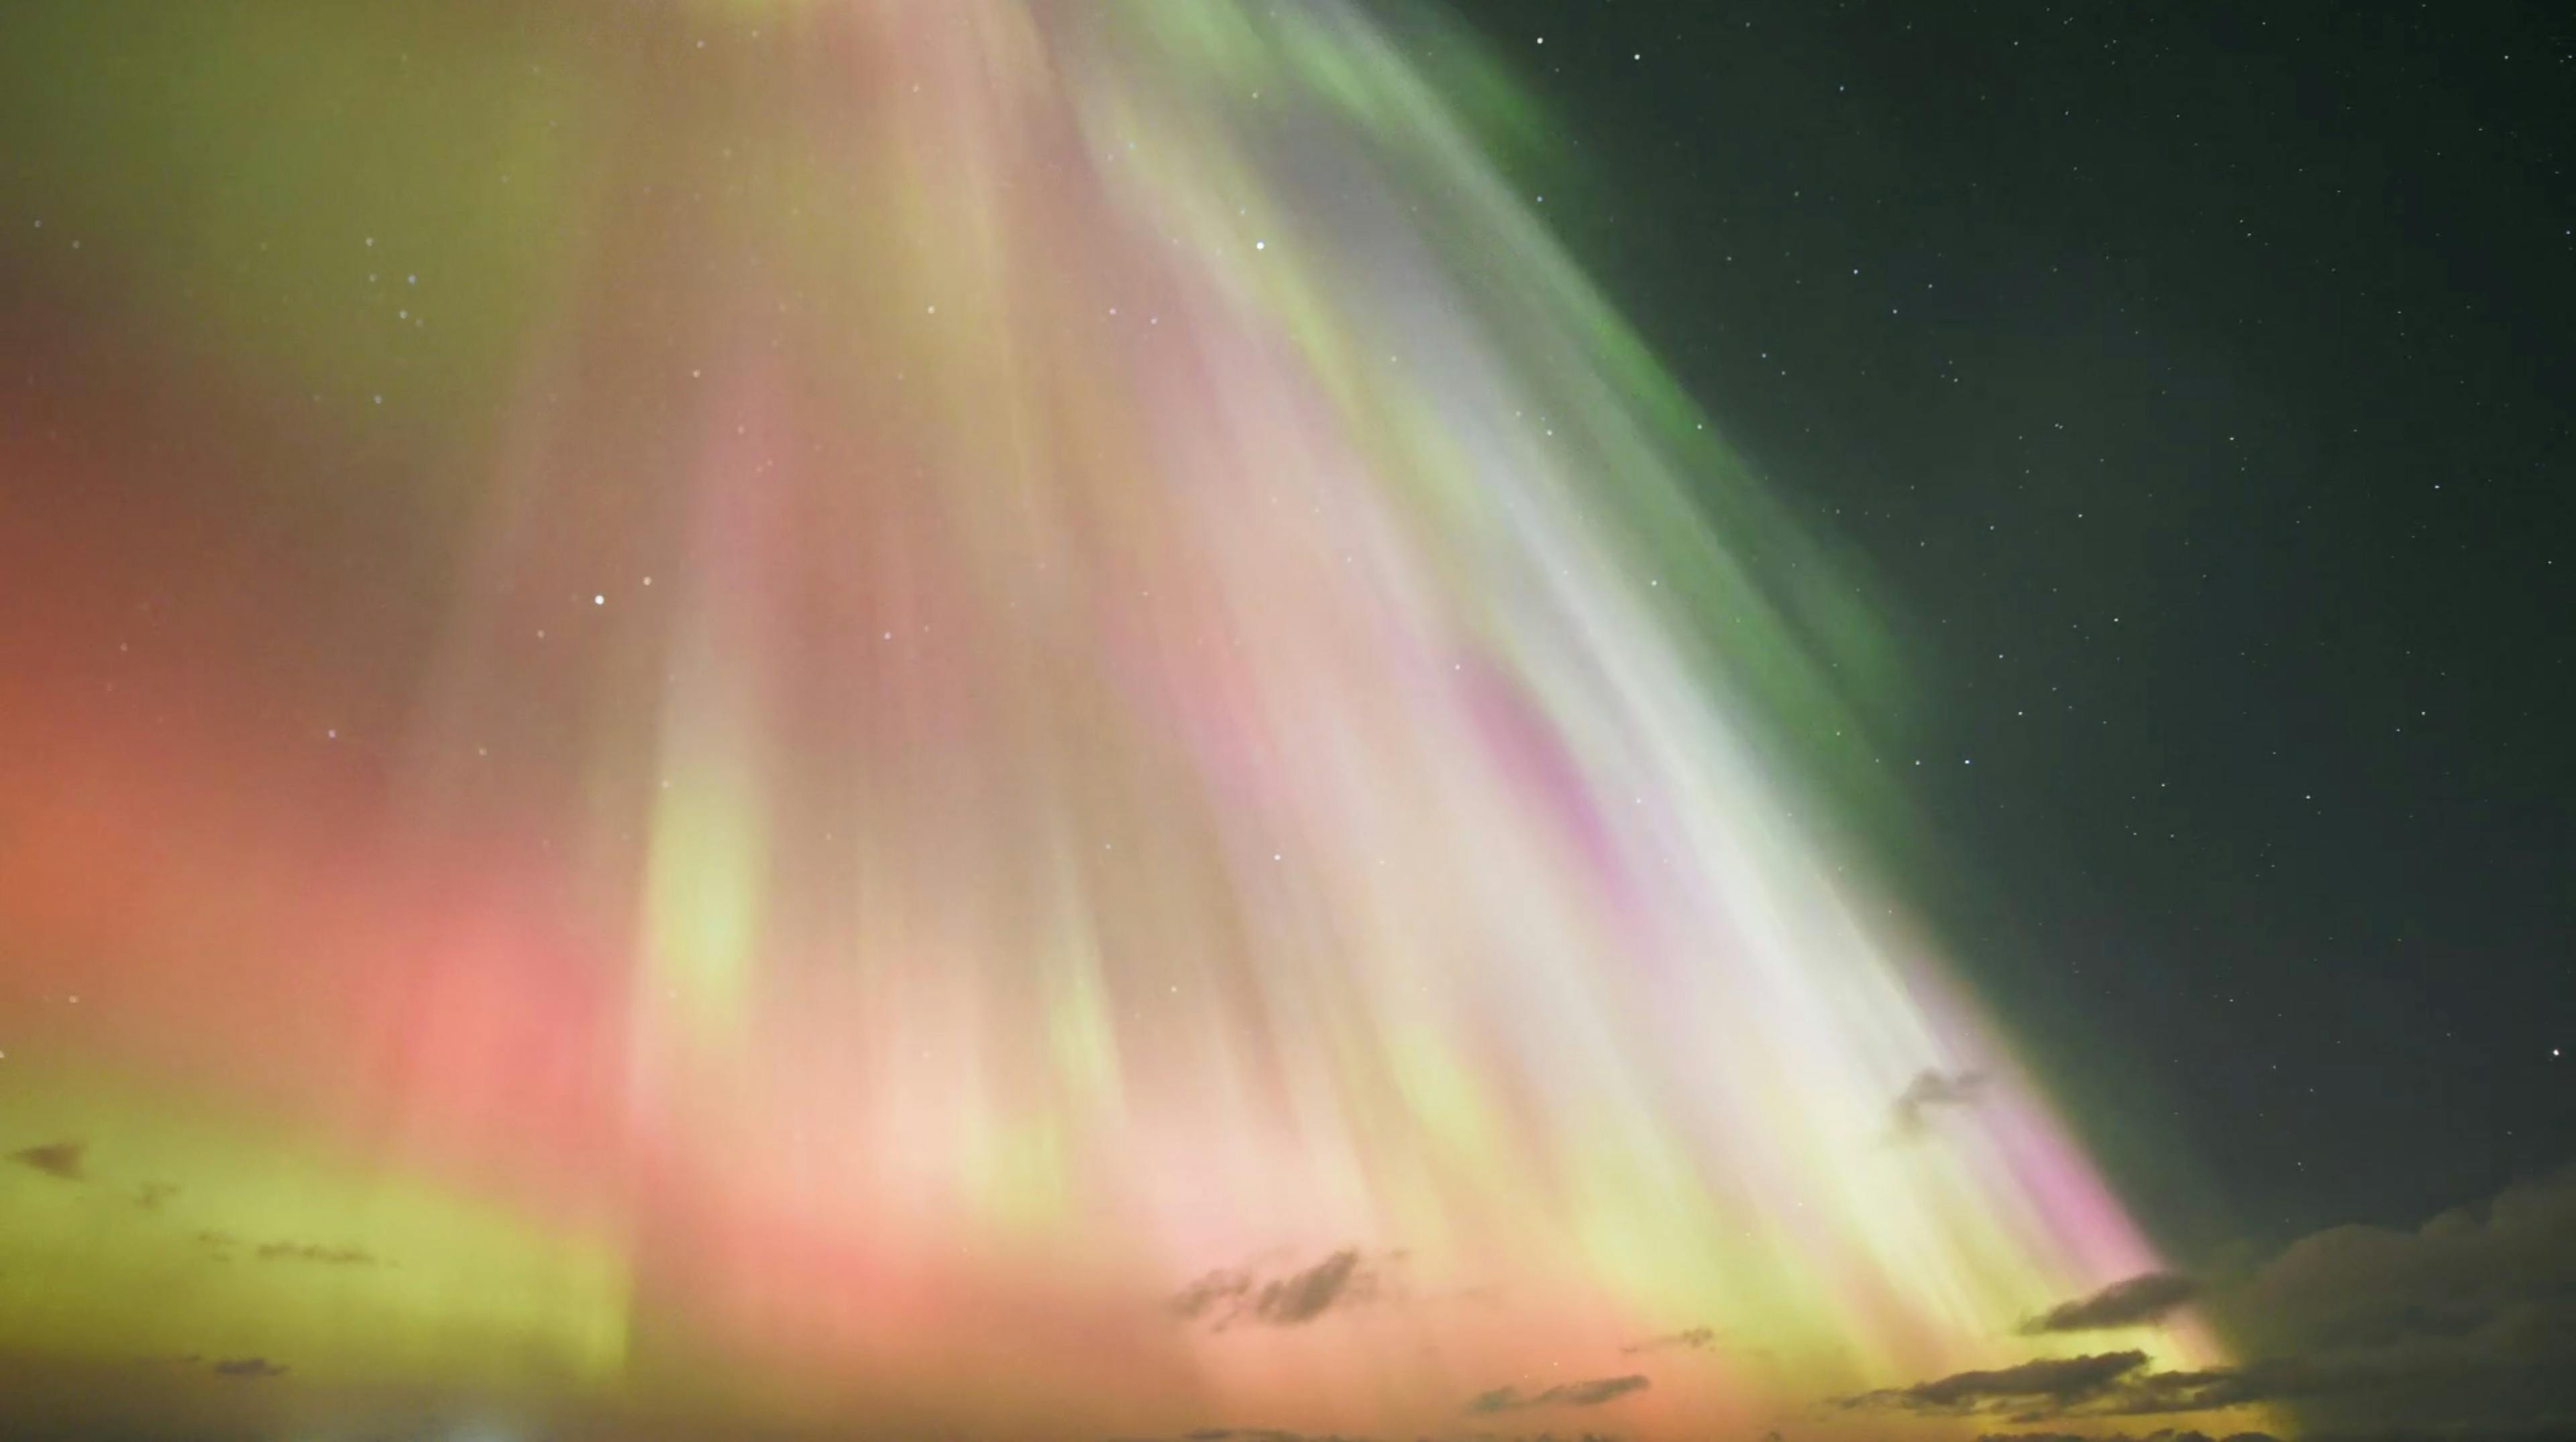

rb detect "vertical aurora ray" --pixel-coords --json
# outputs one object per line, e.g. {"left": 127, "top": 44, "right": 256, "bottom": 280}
{"left": 0, "top": 3, "right": 2263, "bottom": 1438}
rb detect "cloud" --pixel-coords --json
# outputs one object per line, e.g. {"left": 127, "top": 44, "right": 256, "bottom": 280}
{"left": 1117, "top": 1433, "right": 1373, "bottom": 1442}
{"left": 1541, "top": 1376, "right": 1651, "bottom": 1406}
{"left": 2025, "top": 1273, "right": 2202, "bottom": 1333}
{"left": 1124, "top": 1433, "right": 1619, "bottom": 1442}
{"left": 2285, "top": 1431, "right": 2576, "bottom": 1442}
{"left": 1892, "top": 1069, "right": 1988, "bottom": 1136}
{"left": 1840, "top": 1351, "right": 2151, "bottom": 1414}
{"left": 9, "top": 1139, "right": 87, "bottom": 1180}
{"left": 254, "top": 1241, "right": 380, "bottom": 1266}
{"left": 2198, "top": 1166, "right": 2576, "bottom": 1436}
{"left": 1123, "top": 1431, "right": 1607, "bottom": 1442}
{"left": 1620, "top": 1325, "right": 1717, "bottom": 1354}
{"left": 1978, "top": 1433, "right": 2282, "bottom": 1442}
{"left": 1467, "top": 1374, "right": 1651, "bottom": 1412}
{"left": 1844, "top": 1351, "right": 2355, "bottom": 1421}
{"left": 209, "top": 1357, "right": 287, "bottom": 1380}
{"left": 2220, "top": 1168, "right": 2576, "bottom": 1357}
{"left": 1256, "top": 1249, "right": 1375, "bottom": 1325}
{"left": 1169, "top": 1249, "right": 1387, "bottom": 1330}
{"left": 1837, "top": 1174, "right": 2576, "bottom": 1433}
{"left": 1170, "top": 1270, "right": 1253, "bottom": 1322}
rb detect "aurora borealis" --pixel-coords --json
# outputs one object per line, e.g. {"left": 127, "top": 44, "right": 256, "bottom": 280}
{"left": 13, "top": 4, "right": 2565, "bottom": 1441}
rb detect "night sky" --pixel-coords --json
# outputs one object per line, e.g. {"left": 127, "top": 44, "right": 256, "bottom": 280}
{"left": 1452, "top": 0, "right": 2571, "bottom": 1253}
{"left": 1, "top": 4, "right": 2570, "bottom": 1442}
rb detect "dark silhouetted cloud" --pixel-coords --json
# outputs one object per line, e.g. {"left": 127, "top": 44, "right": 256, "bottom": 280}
{"left": 9, "top": 1139, "right": 87, "bottom": 1180}
{"left": 1839, "top": 1351, "right": 2150, "bottom": 1414}
{"left": 2220, "top": 1167, "right": 2576, "bottom": 1359}
{"left": 1978, "top": 1432, "right": 2282, "bottom": 1442}
{"left": 1468, "top": 1373, "right": 1651, "bottom": 1412}
{"left": 1892, "top": 1069, "right": 1988, "bottom": 1136}
{"left": 1168, "top": 1249, "right": 1388, "bottom": 1330}
{"left": 1620, "top": 1325, "right": 1717, "bottom": 1354}
{"left": 2193, "top": 1167, "right": 2576, "bottom": 1437}
{"left": 209, "top": 1357, "right": 287, "bottom": 1379}
{"left": 1834, "top": 1170, "right": 2576, "bottom": 1435}
{"left": 2025, "top": 1273, "right": 2202, "bottom": 1333}
{"left": 1254, "top": 1249, "right": 1373, "bottom": 1325}
{"left": 1169, "top": 1269, "right": 1253, "bottom": 1322}
{"left": 1112, "top": 1432, "right": 1374, "bottom": 1442}
{"left": 1114, "top": 1433, "right": 1621, "bottom": 1442}
{"left": 1847, "top": 1352, "right": 2333, "bottom": 1421}
{"left": 1546, "top": 1376, "right": 1651, "bottom": 1406}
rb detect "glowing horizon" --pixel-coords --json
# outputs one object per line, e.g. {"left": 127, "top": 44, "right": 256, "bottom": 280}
{"left": 0, "top": 5, "right": 2253, "bottom": 1439}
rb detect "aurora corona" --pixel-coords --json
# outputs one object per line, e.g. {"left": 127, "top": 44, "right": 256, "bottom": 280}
{"left": 0, "top": 5, "right": 2231, "bottom": 1439}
